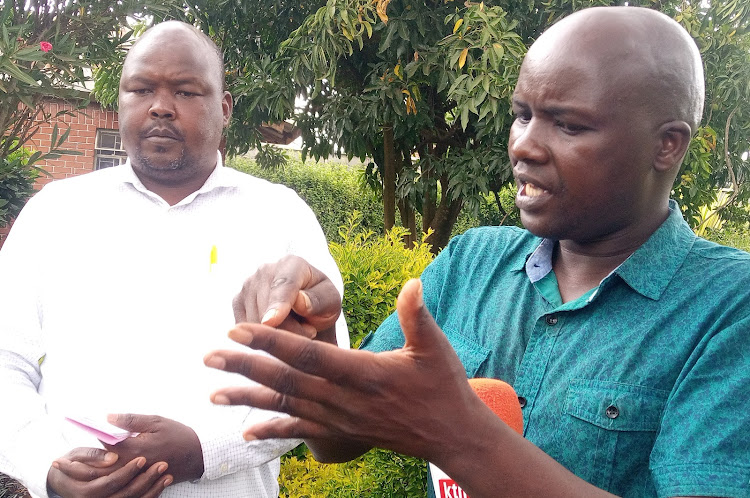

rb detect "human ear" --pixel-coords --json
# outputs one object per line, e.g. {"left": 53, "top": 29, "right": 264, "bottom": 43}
{"left": 222, "top": 91, "right": 233, "bottom": 127}
{"left": 653, "top": 121, "right": 692, "bottom": 173}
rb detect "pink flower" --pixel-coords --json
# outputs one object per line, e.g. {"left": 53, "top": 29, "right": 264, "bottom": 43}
{"left": 39, "top": 41, "right": 53, "bottom": 53}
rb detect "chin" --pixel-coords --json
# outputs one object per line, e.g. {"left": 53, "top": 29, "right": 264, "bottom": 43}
{"left": 135, "top": 151, "right": 187, "bottom": 173}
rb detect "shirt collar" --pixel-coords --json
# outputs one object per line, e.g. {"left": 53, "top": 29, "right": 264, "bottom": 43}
{"left": 119, "top": 151, "right": 233, "bottom": 206}
{"left": 520, "top": 200, "right": 695, "bottom": 300}
{"left": 613, "top": 200, "right": 696, "bottom": 300}
{"left": 525, "top": 238, "right": 555, "bottom": 283}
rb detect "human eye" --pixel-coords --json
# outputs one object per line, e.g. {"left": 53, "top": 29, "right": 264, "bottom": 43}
{"left": 512, "top": 107, "right": 531, "bottom": 124}
{"left": 176, "top": 90, "right": 200, "bottom": 97}
{"left": 555, "top": 119, "right": 588, "bottom": 135}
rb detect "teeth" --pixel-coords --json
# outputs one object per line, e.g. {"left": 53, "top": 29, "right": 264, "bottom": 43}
{"left": 525, "top": 183, "right": 546, "bottom": 197}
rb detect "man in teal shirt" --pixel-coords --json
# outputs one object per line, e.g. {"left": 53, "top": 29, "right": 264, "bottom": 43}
{"left": 205, "top": 6, "right": 750, "bottom": 498}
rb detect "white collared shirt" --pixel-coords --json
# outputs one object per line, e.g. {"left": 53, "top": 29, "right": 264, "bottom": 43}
{"left": 0, "top": 153, "right": 348, "bottom": 497}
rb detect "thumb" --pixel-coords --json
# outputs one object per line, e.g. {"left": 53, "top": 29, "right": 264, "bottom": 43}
{"left": 397, "top": 279, "right": 447, "bottom": 351}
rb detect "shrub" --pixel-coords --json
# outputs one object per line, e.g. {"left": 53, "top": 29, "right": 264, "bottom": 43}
{"left": 280, "top": 448, "right": 428, "bottom": 498}
{"left": 703, "top": 221, "right": 750, "bottom": 252}
{"left": 0, "top": 147, "right": 39, "bottom": 228}
{"left": 330, "top": 212, "right": 434, "bottom": 347}
{"left": 228, "top": 155, "right": 384, "bottom": 244}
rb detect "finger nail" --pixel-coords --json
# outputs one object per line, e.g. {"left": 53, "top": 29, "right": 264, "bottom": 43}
{"left": 243, "top": 431, "right": 257, "bottom": 441}
{"left": 261, "top": 308, "right": 277, "bottom": 324}
{"left": 299, "top": 291, "right": 312, "bottom": 312}
{"left": 164, "top": 476, "right": 173, "bottom": 486}
{"left": 228, "top": 326, "right": 253, "bottom": 344}
{"left": 104, "top": 452, "right": 118, "bottom": 463}
{"left": 136, "top": 457, "right": 146, "bottom": 469}
{"left": 157, "top": 463, "right": 168, "bottom": 473}
{"left": 204, "top": 355, "right": 225, "bottom": 369}
{"left": 302, "top": 323, "right": 317, "bottom": 338}
{"left": 212, "top": 393, "right": 230, "bottom": 405}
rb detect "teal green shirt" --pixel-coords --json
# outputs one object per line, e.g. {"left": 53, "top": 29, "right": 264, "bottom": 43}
{"left": 362, "top": 202, "right": 750, "bottom": 497}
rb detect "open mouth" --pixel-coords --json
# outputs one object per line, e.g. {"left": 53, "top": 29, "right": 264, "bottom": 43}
{"left": 521, "top": 182, "right": 548, "bottom": 197}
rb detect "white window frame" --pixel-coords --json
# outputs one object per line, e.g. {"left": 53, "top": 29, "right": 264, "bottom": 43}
{"left": 94, "top": 129, "right": 127, "bottom": 170}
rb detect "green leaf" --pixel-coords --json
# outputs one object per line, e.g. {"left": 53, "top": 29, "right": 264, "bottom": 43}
{"left": 2, "top": 60, "right": 39, "bottom": 86}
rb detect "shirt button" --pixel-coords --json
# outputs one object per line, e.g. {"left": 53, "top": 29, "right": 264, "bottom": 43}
{"left": 518, "top": 396, "right": 527, "bottom": 408}
{"left": 605, "top": 405, "right": 619, "bottom": 419}
{"left": 545, "top": 315, "right": 558, "bottom": 325}
{"left": 220, "top": 462, "right": 229, "bottom": 473}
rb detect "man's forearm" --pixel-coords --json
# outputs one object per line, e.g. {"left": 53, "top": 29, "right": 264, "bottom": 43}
{"left": 0, "top": 352, "right": 70, "bottom": 498}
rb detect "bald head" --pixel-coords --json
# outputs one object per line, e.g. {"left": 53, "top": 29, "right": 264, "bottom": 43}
{"left": 528, "top": 7, "right": 704, "bottom": 132}
{"left": 125, "top": 21, "right": 225, "bottom": 91}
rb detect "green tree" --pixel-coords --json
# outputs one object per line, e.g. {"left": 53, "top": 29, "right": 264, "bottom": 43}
{"left": 0, "top": 0, "right": 174, "bottom": 227}
{"left": 232, "top": 0, "right": 750, "bottom": 250}
{"left": 92, "top": 0, "right": 750, "bottom": 250}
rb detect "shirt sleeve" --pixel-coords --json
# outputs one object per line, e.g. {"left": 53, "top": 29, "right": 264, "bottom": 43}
{"left": 649, "top": 313, "right": 750, "bottom": 498}
{"left": 197, "top": 413, "right": 301, "bottom": 481}
{"left": 0, "top": 192, "right": 72, "bottom": 498}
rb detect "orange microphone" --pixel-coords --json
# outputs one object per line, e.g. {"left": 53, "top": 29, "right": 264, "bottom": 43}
{"left": 468, "top": 378, "right": 523, "bottom": 435}
{"left": 430, "top": 378, "right": 524, "bottom": 498}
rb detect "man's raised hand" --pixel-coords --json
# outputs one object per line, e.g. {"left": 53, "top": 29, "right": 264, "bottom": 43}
{"left": 205, "top": 279, "right": 491, "bottom": 465}
{"left": 233, "top": 255, "right": 341, "bottom": 343}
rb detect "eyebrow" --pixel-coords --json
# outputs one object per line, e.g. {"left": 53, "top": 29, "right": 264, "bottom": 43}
{"left": 125, "top": 75, "right": 205, "bottom": 87}
{"left": 512, "top": 97, "right": 596, "bottom": 120}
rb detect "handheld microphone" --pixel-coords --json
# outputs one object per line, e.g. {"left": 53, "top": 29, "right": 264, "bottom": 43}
{"left": 429, "top": 378, "right": 523, "bottom": 498}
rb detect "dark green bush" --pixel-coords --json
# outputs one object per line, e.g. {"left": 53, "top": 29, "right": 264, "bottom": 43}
{"left": 0, "top": 148, "right": 39, "bottom": 228}
{"left": 228, "top": 155, "right": 384, "bottom": 244}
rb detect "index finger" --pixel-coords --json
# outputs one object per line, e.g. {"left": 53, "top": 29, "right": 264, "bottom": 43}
{"left": 208, "top": 323, "right": 369, "bottom": 384}
{"left": 262, "top": 258, "right": 338, "bottom": 328}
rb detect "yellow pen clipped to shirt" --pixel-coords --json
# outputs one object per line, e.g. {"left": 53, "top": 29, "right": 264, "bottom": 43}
{"left": 209, "top": 245, "right": 218, "bottom": 272}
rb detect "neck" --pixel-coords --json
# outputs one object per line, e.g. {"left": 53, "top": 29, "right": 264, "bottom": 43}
{"left": 552, "top": 208, "right": 670, "bottom": 302}
{"left": 135, "top": 167, "right": 214, "bottom": 206}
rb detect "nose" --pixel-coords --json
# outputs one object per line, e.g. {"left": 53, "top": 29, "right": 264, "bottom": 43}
{"left": 149, "top": 92, "right": 175, "bottom": 119}
{"left": 508, "top": 118, "right": 548, "bottom": 165}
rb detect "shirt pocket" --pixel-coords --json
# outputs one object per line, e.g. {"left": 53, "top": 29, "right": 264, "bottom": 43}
{"left": 562, "top": 379, "right": 668, "bottom": 493}
{"left": 441, "top": 326, "right": 491, "bottom": 378}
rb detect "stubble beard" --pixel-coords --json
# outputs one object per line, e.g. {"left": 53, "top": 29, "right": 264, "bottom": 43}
{"left": 133, "top": 146, "right": 196, "bottom": 185}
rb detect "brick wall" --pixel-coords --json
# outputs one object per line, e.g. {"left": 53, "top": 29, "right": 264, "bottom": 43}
{"left": 0, "top": 100, "right": 118, "bottom": 249}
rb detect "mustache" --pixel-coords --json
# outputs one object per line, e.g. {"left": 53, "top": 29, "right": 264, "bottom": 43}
{"left": 141, "top": 125, "right": 184, "bottom": 141}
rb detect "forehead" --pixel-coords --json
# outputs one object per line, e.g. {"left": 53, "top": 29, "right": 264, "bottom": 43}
{"left": 122, "top": 27, "right": 221, "bottom": 89}
{"left": 514, "top": 30, "right": 643, "bottom": 116}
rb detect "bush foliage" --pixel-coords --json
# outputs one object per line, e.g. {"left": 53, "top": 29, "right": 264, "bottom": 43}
{"left": 0, "top": 148, "right": 39, "bottom": 228}
{"left": 331, "top": 212, "right": 434, "bottom": 347}
{"left": 228, "top": 155, "right": 384, "bottom": 244}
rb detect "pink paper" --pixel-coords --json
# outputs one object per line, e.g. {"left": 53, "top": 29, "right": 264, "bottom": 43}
{"left": 65, "top": 416, "right": 135, "bottom": 445}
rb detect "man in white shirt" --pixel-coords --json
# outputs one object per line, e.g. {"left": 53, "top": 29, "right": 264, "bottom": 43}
{"left": 0, "top": 20, "right": 347, "bottom": 498}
